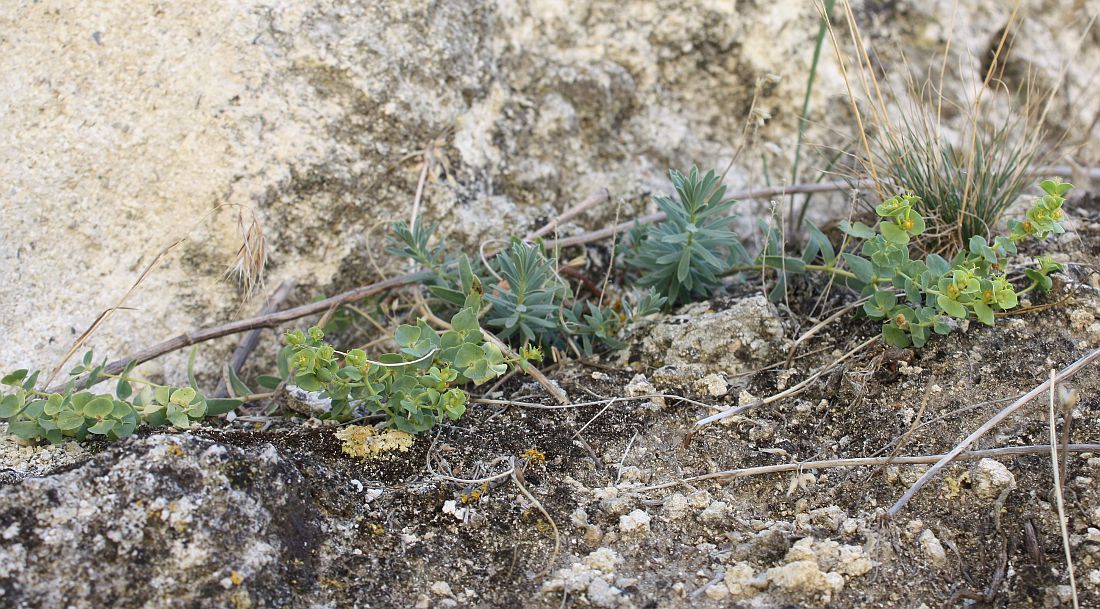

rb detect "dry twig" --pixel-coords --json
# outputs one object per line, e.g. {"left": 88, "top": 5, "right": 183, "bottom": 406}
{"left": 1048, "top": 368, "right": 1080, "bottom": 609}
{"left": 636, "top": 443, "right": 1100, "bottom": 494}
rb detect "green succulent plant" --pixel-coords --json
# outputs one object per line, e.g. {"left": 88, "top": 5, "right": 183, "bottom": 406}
{"left": 627, "top": 166, "right": 746, "bottom": 305}
{"left": 832, "top": 180, "right": 1070, "bottom": 347}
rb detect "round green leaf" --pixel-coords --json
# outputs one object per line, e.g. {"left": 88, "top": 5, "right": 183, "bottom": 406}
{"left": 394, "top": 324, "right": 421, "bottom": 348}
{"left": 908, "top": 213, "right": 926, "bottom": 236}
{"left": 0, "top": 394, "right": 25, "bottom": 418}
{"left": 1, "top": 370, "right": 28, "bottom": 386}
{"left": 972, "top": 302, "right": 994, "bottom": 326}
{"left": 170, "top": 387, "right": 197, "bottom": 406}
{"left": 83, "top": 396, "right": 115, "bottom": 418}
{"left": 56, "top": 412, "right": 85, "bottom": 431}
{"left": 879, "top": 221, "right": 910, "bottom": 245}
{"left": 454, "top": 344, "right": 483, "bottom": 369}
{"left": 937, "top": 295, "right": 967, "bottom": 319}
{"left": 167, "top": 410, "right": 190, "bottom": 429}
{"left": 882, "top": 324, "right": 911, "bottom": 348}
{"left": 87, "top": 419, "right": 116, "bottom": 435}
{"left": 839, "top": 220, "right": 877, "bottom": 239}
{"left": 186, "top": 398, "right": 207, "bottom": 419}
{"left": 43, "top": 395, "right": 63, "bottom": 416}
{"left": 8, "top": 420, "right": 42, "bottom": 439}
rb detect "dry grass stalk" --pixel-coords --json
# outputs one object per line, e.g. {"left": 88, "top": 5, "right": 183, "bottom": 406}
{"left": 226, "top": 209, "right": 268, "bottom": 300}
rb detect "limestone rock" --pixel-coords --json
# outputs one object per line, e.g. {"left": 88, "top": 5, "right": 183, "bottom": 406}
{"left": 919, "top": 529, "right": 947, "bottom": 567}
{"left": 970, "top": 458, "right": 1016, "bottom": 500}
{"left": 4, "top": 0, "right": 1098, "bottom": 385}
{"left": 0, "top": 434, "right": 320, "bottom": 608}
{"left": 639, "top": 298, "right": 790, "bottom": 376}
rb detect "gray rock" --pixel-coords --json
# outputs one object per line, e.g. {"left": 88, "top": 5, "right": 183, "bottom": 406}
{"left": 639, "top": 297, "right": 790, "bottom": 376}
{"left": 0, "top": 434, "right": 320, "bottom": 608}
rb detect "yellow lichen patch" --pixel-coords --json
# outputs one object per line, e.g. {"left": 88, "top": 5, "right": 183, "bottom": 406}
{"left": 229, "top": 571, "right": 244, "bottom": 586}
{"left": 521, "top": 447, "right": 546, "bottom": 465}
{"left": 365, "top": 523, "right": 385, "bottom": 536}
{"left": 941, "top": 471, "right": 970, "bottom": 500}
{"left": 321, "top": 576, "right": 348, "bottom": 590}
{"left": 230, "top": 588, "right": 252, "bottom": 609}
{"left": 335, "top": 425, "right": 414, "bottom": 459}
{"left": 459, "top": 481, "right": 490, "bottom": 504}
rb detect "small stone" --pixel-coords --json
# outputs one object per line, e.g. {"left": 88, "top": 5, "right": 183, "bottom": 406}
{"left": 785, "top": 537, "right": 820, "bottom": 563}
{"left": 584, "top": 548, "right": 622, "bottom": 572}
{"left": 703, "top": 582, "right": 729, "bottom": 600}
{"left": 687, "top": 491, "right": 712, "bottom": 509}
{"left": 970, "top": 458, "right": 1016, "bottom": 500}
{"left": 430, "top": 581, "right": 453, "bottom": 597}
{"left": 905, "top": 519, "right": 925, "bottom": 540}
{"left": 1085, "top": 528, "right": 1100, "bottom": 544}
{"left": 619, "top": 509, "right": 651, "bottom": 534}
{"left": 766, "top": 560, "right": 844, "bottom": 601}
{"left": 586, "top": 578, "right": 625, "bottom": 608}
{"left": 663, "top": 493, "right": 689, "bottom": 520}
{"left": 1069, "top": 308, "right": 1095, "bottom": 331}
{"left": 836, "top": 544, "right": 873, "bottom": 576}
{"left": 695, "top": 373, "right": 729, "bottom": 397}
{"left": 624, "top": 374, "right": 664, "bottom": 407}
{"left": 723, "top": 563, "right": 762, "bottom": 598}
{"left": 919, "top": 529, "right": 947, "bottom": 567}
{"left": 698, "top": 501, "right": 728, "bottom": 526}
{"left": 806, "top": 506, "right": 845, "bottom": 532}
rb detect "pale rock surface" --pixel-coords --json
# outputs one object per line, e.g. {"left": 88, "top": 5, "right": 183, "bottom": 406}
{"left": 0, "top": 434, "right": 320, "bottom": 607}
{"left": 970, "top": 458, "right": 1017, "bottom": 500}
{"left": 639, "top": 298, "right": 790, "bottom": 376}
{"left": 919, "top": 528, "right": 948, "bottom": 567}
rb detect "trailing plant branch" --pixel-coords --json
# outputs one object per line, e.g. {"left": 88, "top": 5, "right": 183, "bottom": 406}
{"left": 412, "top": 293, "right": 570, "bottom": 405}
{"left": 636, "top": 443, "right": 1100, "bottom": 494}
{"left": 45, "top": 271, "right": 434, "bottom": 394}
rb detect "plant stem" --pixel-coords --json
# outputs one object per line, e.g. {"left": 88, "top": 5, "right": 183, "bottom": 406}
{"left": 46, "top": 270, "right": 436, "bottom": 394}
{"left": 723, "top": 263, "right": 860, "bottom": 282}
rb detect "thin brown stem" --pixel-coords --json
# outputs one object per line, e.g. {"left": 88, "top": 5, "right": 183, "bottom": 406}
{"left": 544, "top": 180, "right": 875, "bottom": 249}
{"left": 47, "top": 271, "right": 434, "bottom": 394}
{"left": 636, "top": 443, "right": 1100, "bottom": 494}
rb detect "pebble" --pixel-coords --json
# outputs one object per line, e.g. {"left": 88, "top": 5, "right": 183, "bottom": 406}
{"left": 970, "top": 458, "right": 1016, "bottom": 499}
{"left": 766, "top": 560, "right": 845, "bottom": 601}
{"left": 663, "top": 493, "right": 689, "bottom": 520}
{"left": 698, "top": 501, "right": 729, "bottom": 526}
{"left": 695, "top": 373, "right": 729, "bottom": 397}
{"left": 919, "top": 529, "right": 947, "bottom": 566}
{"left": 619, "top": 509, "right": 651, "bottom": 534}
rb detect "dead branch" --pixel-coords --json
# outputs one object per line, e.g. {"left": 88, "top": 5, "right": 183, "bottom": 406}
{"left": 47, "top": 271, "right": 434, "bottom": 393}
{"left": 636, "top": 443, "right": 1100, "bottom": 493}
